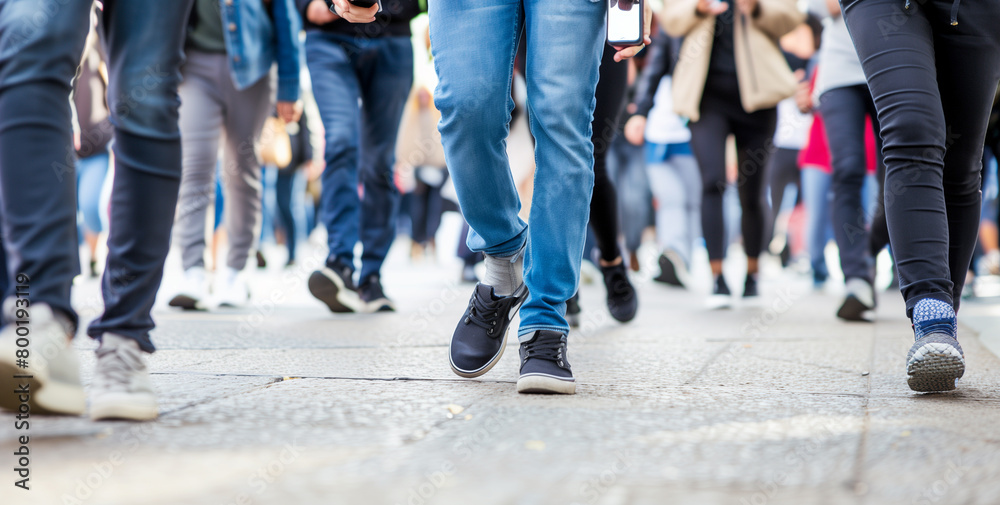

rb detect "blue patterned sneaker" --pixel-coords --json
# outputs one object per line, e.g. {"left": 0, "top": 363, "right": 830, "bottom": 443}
{"left": 906, "top": 298, "right": 964, "bottom": 392}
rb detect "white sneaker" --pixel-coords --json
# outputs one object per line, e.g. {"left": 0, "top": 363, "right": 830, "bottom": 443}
{"left": 89, "top": 333, "right": 158, "bottom": 421}
{"left": 0, "top": 302, "right": 85, "bottom": 416}
{"left": 214, "top": 267, "right": 249, "bottom": 308}
{"left": 168, "top": 266, "right": 208, "bottom": 310}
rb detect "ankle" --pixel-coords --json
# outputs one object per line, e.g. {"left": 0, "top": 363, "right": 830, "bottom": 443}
{"left": 599, "top": 256, "right": 623, "bottom": 268}
{"left": 483, "top": 244, "right": 526, "bottom": 296}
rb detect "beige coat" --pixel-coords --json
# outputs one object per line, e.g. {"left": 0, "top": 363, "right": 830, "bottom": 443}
{"left": 663, "top": 0, "right": 804, "bottom": 122}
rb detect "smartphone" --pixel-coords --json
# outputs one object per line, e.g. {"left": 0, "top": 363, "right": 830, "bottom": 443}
{"left": 607, "top": 0, "right": 643, "bottom": 47}
{"left": 348, "top": 0, "right": 382, "bottom": 11}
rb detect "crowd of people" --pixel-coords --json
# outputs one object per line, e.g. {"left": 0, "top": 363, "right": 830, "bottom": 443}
{"left": 1, "top": 0, "right": 999, "bottom": 421}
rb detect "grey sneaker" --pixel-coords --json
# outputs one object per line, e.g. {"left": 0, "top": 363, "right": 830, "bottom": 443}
{"left": 906, "top": 298, "right": 964, "bottom": 392}
{"left": 90, "top": 334, "right": 158, "bottom": 421}
{"left": 0, "top": 302, "right": 85, "bottom": 415}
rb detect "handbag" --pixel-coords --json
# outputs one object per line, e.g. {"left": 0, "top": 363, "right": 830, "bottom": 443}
{"left": 260, "top": 116, "right": 293, "bottom": 169}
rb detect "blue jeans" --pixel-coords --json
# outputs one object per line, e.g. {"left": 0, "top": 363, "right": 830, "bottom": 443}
{"left": 429, "top": 0, "right": 605, "bottom": 339}
{"left": 801, "top": 167, "right": 833, "bottom": 281}
{"left": 607, "top": 134, "right": 652, "bottom": 253}
{"left": 305, "top": 32, "right": 413, "bottom": 281}
{"left": 77, "top": 150, "right": 110, "bottom": 235}
{"left": 0, "top": 0, "right": 194, "bottom": 351}
{"left": 646, "top": 143, "right": 701, "bottom": 266}
{"left": 275, "top": 169, "right": 299, "bottom": 262}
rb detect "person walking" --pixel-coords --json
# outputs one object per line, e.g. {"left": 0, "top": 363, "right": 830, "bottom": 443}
{"left": 430, "top": 0, "right": 649, "bottom": 394}
{"left": 664, "top": 0, "right": 803, "bottom": 308}
{"left": 73, "top": 32, "right": 113, "bottom": 279}
{"left": 0, "top": 0, "right": 195, "bottom": 421}
{"left": 568, "top": 44, "right": 640, "bottom": 326}
{"left": 840, "top": 0, "right": 1000, "bottom": 392}
{"left": 299, "top": 0, "right": 420, "bottom": 314}
{"left": 625, "top": 28, "right": 701, "bottom": 289}
{"left": 813, "top": 0, "right": 889, "bottom": 322}
{"left": 170, "top": 0, "right": 302, "bottom": 310}
{"left": 270, "top": 104, "right": 314, "bottom": 268}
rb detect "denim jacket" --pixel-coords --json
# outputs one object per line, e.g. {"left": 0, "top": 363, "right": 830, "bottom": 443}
{"left": 222, "top": 0, "right": 302, "bottom": 102}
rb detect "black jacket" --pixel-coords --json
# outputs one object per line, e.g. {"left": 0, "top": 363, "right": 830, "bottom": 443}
{"left": 295, "top": 0, "right": 422, "bottom": 38}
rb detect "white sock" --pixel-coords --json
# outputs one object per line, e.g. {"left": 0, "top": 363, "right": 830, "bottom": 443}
{"left": 483, "top": 245, "right": 525, "bottom": 297}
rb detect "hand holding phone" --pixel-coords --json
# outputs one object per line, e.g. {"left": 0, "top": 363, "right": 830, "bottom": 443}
{"left": 608, "top": 0, "right": 652, "bottom": 62}
{"left": 607, "top": 0, "right": 644, "bottom": 47}
{"left": 331, "top": 0, "right": 379, "bottom": 23}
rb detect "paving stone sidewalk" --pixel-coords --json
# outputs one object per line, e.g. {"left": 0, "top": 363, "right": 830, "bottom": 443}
{"left": 2, "top": 247, "right": 999, "bottom": 505}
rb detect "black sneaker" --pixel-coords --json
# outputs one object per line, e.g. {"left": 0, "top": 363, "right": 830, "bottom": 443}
{"left": 308, "top": 259, "right": 364, "bottom": 313}
{"left": 837, "top": 278, "right": 875, "bottom": 322}
{"left": 653, "top": 251, "right": 687, "bottom": 288}
{"left": 256, "top": 250, "right": 267, "bottom": 269}
{"left": 566, "top": 292, "right": 581, "bottom": 328}
{"left": 359, "top": 274, "right": 395, "bottom": 312}
{"left": 601, "top": 262, "right": 637, "bottom": 323}
{"left": 779, "top": 242, "right": 791, "bottom": 268}
{"left": 449, "top": 282, "right": 528, "bottom": 378}
{"left": 517, "top": 330, "right": 575, "bottom": 394}
{"left": 743, "top": 273, "right": 759, "bottom": 298}
{"left": 707, "top": 274, "right": 732, "bottom": 309}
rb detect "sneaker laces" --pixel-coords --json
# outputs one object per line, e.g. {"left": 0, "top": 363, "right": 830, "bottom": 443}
{"left": 95, "top": 342, "right": 146, "bottom": 389}
{"left": 465, "top": 291, "right": 502, "bottom": 336}
{"left": 913, "top": 319, "right": 958, "bottom": 340}
{"left": 523, "top": 334, "right": 564, "bottom": 363}
{"left": 912, "top": 298, "right": 957, "bottom": 340}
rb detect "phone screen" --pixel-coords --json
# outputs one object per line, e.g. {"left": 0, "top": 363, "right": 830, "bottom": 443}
{"left": 607, "top": 0, "right": 641, "bottom": 43}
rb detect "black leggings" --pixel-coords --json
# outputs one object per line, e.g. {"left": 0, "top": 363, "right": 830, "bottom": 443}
{"left": 689, "top": 73, "right": 777, "bottom": 261}
{"left": 842, "top": 0, "right": 1000, "bottom": 316}
{"left": 590, "top": 45, "right": 629, "bottom": 263}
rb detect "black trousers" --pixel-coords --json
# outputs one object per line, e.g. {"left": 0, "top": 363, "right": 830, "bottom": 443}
{"left": 819, "top": 84, "right": 888, "bottom": 283}
{"left": 589, "top": 45, "right": 629, "bottom": 263}
{"left": 842, "top": 0, "right": 1000, "bottom": 316}
{"left": 765, "top": 147, "right": 801, "bottom": 248}
{"left": 689, "top": 73, "right": 777, "bottom": 261}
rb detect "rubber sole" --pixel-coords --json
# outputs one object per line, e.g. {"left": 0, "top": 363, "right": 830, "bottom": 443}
{"left": 216, "top": 292, "right": 250, "bottom": 308}
{"left": 365, "top": 297, "right": 396, "bottom": 313}
{"left": 907, "top": 343, "right": 965, "bottom": 392}
{"left": 308, "top": 269, "right": 363, "bottom": 313}
{"left": 837, "top": 295, "right": 874, "bottom": 322}
{"left": 517, "top": 374, "right": 576, "bottom": 395}
{"left": 654, "top": 263, "right": 682, "bottom": 286}
{"left": 90, "top": 394, "right": 159, "bottom": 421}
{"left": 706, "top": 294, "right": 732, "bottom": 310}
{"left": 449, "top": 327, "right": 509, "bottom": 379}
{"left": 0, "top": 350, "right": 85, "bottom": 416}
